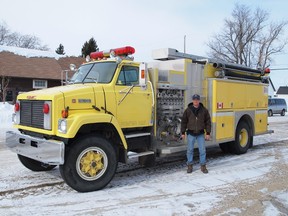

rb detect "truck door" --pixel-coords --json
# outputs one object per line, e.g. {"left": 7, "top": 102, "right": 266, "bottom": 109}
{"left": 114, "top": 65, "right": 153, "bottom": 128}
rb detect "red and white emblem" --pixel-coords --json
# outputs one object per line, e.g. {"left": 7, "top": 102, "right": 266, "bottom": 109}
{"left": 217, "top": 102, "right": 223, "bottom": 109}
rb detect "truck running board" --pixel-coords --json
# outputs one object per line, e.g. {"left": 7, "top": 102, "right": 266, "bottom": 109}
{"left": 127, "top": 151, "right": 154, "bottom": 159}
{"left": 157, "top": 145, "right": 187, "bottom": 155}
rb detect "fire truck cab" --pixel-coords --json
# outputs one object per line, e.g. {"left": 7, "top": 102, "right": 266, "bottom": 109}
{"left": 6, "top": 46, "right": 272, "bottom": 192}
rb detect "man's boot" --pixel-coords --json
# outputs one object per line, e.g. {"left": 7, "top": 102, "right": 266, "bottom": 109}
{"left": 201, "top": 165, "right": 208, "bottom": 174}
{"left": 187, "top": 164, "right": 193, "bottom": 173}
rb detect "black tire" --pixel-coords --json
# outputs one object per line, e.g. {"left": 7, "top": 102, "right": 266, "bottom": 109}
{"left": 268, "top": 110, "right": 273, "bottom": 117}
{"left": 18, "top": 155, "right": 56, "bottom": 171}
{"left": 249, "top": 136, "right": 254, "bottom": 148}
{"left": 281, "top": 109, "right": 286, "bottom": 116}
{"left": 219, "top": 142, "right": 233, "bottom": 153}
{"left": 138, "top": 154, "right": 156, "bottom": 167}
{"left": 232, "top": 121, "right": 252, "bottom": 155}
{"left": 59, "top": 136, "right": 117, "bottom": 192}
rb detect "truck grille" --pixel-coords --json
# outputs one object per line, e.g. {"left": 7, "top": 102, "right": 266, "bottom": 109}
{"left": 20, "top": 100, "right": 45, "bottom": 129}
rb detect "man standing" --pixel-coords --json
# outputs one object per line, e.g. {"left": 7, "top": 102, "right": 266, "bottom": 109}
{"left": 181, "top": 94, "right": 211, "bottom": 174}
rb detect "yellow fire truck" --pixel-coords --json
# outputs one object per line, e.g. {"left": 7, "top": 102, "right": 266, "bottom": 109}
{"left": 6, "top": 46, "right": 272, "bottom": 192}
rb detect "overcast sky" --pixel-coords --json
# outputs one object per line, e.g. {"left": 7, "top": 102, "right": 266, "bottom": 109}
{"left": 1, "top": 0, "right": 287, "bottom": 89}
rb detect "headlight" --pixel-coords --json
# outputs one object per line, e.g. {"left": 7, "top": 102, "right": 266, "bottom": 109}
{"left": 58, "top": 119, "right": 67, "bottom": 133}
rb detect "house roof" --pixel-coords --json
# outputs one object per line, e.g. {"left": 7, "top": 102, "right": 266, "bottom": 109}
{"left": 0, "top": 45, "right": 62, "bottom": 59}
{"left": 276, "top": 86, "right": 288, "bottom": 95}
{"left": 0, "top": 46, "right": 84, "bottom": 80}
{"left": 57, "top": 57, "right": 85, "bottom": 71}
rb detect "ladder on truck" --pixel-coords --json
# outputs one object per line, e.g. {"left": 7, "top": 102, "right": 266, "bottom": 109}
{"left": 152, "top": 48, "right": 271, "bottom": 84}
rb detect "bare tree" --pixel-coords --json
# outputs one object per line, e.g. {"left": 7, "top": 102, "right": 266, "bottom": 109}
{"left": 0, "top": 76, "right": 10, "bottom": 103}
{"left": 0, "top": 22, "right": 10, "bottom": 45}
{"left": 8, "top": 32, "right": 49, "bottom": 50}
{"left": 0, "top": 21, "right": 49, "bottom": 51}
{"left": 207, "top": 4, "right": 288, "bottom": 69}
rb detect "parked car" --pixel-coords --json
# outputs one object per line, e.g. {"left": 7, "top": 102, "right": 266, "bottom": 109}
{"left": 268, "top": 98, "right": 287, "bottom": 116}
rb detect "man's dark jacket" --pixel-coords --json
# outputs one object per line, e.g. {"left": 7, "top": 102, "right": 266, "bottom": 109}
{"left": 181, "top": 103, "right": 211, "bottom": 136}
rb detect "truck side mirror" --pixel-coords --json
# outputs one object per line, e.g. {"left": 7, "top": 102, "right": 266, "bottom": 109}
{"left": 70, "top": 64, "right": 77, "bottom": 71}
{"left": 139, "top": 62, "right": 147, "bottom": 89}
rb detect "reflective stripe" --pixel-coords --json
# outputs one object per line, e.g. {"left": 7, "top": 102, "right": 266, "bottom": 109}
{"left": 125, "top": 133, "right": 151, "bottom": 139}
{"left": 255, "top": 110, "right": 267, "bottom": 114}
{"left": 212, "top": 112, "right": 234, "bottom": 117}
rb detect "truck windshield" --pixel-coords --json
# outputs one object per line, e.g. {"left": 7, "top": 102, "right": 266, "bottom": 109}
{"left": 70, "top": 62, "right": 117, "bottom": 84}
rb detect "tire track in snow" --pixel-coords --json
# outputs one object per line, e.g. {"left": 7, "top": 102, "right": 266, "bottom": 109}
{"left": 0, "top": 181, "right": 65, "bottom": 196}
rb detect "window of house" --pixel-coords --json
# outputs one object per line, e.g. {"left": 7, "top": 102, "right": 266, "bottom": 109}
{"left": 33, "top": 80, "right": 48, "bottom": 89}
{"left": 117, "top": 66, "right": 139, "bottom": 86}
{"left": 5, "top": 90, "right": 13, "bottom": 102}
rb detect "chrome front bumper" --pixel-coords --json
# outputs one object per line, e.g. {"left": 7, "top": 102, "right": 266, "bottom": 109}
{"left": 5, "top": 131, "right": 64, "bottom": 165}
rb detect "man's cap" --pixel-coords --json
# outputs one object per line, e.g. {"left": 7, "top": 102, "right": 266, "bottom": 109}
{"left": 192, "top": 94, "right": 200, "bottom": 100}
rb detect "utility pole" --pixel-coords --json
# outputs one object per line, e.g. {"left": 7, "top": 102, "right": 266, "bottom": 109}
{"left": 184, "top": 35, "right": 186, "bottom": 53}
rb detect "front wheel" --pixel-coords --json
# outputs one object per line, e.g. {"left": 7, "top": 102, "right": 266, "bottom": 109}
{"left": 59, "top": 136, "right": 117, "bottom": 192}
{"left": 268, "top": 110, "right": 273, "bottom": 117}
{"left": 232, "top": 121, "right": 252, "bottom": 155}
{"left": 281, "top": 109, "right": 286, "bottom": 116}
{"left": 18, "top": 155, "right": 56, "bottom": 171}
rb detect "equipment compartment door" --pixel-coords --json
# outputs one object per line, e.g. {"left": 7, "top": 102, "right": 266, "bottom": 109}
{"left": 215, "top": 112, "right": 234, "bottom": 140}
{"left": 115, "top": 65, "right": 153, "bottom": 128}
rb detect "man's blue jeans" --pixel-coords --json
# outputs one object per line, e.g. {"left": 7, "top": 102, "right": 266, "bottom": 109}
{"left": 187, "top": 133, "right": 206, "bottom": 165}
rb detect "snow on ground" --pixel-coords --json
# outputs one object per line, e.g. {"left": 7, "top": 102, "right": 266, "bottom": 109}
{"left": 262, "top": 189, "right": 288, "bottom": 216}
{"left": 0, "top": 104, "right": 288, "bottom": 215}
{"left": 0, "top": 102, "right": 13, "bottom": 127}
{"left": 253, "top": 114, "right": 288, "bottom": 146}
{"left": 0, "top": 102, "right": 15, "bottom": 144}
{"left": 0, "top": 45, "right": 63, "bottom": 59}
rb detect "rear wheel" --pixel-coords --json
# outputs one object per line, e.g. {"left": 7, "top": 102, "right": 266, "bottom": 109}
{"left": 281, "top": 109, "right": 286, "bottom": 116}
{"left": 232, "top": 121, "right": 252, "bottom": 155}
{"left": 59, "top": 136, "right": 117, "bottom": 192}
{"left": 18, "top": 155, "right": 56, "bottom": 171}
{"left": 268, "top": 110, "right": 273, "bottom": 117}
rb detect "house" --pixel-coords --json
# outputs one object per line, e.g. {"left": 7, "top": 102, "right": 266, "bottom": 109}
{"left": 0, "top": 45, "right": 84, "bottom": 103}
{"left": 276, "top": 86, "right": 288, "bottom": 103}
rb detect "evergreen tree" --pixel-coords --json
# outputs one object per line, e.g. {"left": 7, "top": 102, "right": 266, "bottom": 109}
{"left": 81, "top": 37, "right": 99, "bottom": 57}
{"left": 55, "top": 43, "right": 65, "bottom": 55}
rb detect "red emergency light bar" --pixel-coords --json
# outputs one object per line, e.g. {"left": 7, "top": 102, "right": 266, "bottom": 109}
{"left": 90, "top": 46, "right": 135, "bottom": 59}
{"left": 90, "top": 51, "right": 106, "bottom": 59}
{"left": 113, "top": 46, "right": 135, "bottom": 56}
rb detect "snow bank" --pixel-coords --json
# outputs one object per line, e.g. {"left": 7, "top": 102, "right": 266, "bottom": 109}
{"left": 0, "top": 102, "right": 13, "bottom": 128}
{"left": 0, "top": 45, "right": 63, "bottom": 59}
{"left": 0, "top": 102, "right": 14, "bottom": 143}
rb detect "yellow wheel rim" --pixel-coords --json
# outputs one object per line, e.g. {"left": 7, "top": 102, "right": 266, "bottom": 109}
{"left": 76, "top": 147, "right": 108, "bottom": 181}
{"left": 239, "top": 128, "right": 249, "bottom": 147}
